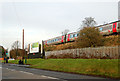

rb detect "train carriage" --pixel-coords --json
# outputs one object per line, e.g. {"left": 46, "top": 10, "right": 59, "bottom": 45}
{"left": 97, "top": 21, "right": 120, "bottom": 35}
{"left": 44, "top": 35, "right": 64, "bottom": 45}
{"left": 66, "top": 32, "right": 79, "bottom": 42}
{"left": 44, "top": 21, "right": 120, "bottom": 45}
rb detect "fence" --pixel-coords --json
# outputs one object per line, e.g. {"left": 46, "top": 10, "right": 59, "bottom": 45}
{"left": 45, "top": 46, "right": 120, "bottom": 59}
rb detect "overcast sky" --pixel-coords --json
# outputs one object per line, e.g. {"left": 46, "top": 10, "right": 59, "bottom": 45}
{"left": 0, "top": 0, "right": 119, "bottom": 50}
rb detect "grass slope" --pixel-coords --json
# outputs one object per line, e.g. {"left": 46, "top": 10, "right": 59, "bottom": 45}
{"left": 9, "top": 59, "right": 120, "bottom": 79}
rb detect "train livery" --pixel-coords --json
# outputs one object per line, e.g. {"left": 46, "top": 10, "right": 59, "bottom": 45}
{"left": 97, "top": 21, "right": 120, "bottom": 35}
{"left": 44, "top": 21, "right": 120, "bottom": 45}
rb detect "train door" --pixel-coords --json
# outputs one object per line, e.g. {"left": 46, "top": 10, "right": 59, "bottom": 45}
{"left": 67, "top": 34, "right": 70, "bottom": 41}
{"left": 61, "top": 36, "right": 64, "bottom": 43}
{"left": 112, "top": 22, "right": 117, "bottom": 33}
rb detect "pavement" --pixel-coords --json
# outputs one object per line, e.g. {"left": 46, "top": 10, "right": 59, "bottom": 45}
{"left": 1, "top": 63, "right": 119, "bottom": 81}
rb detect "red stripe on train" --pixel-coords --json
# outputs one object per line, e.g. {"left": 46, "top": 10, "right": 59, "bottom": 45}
{"left": 61, "top": 36, "right": 64, "bottom": 42}
{"left": 67, "top": 34, "right": 70, "bottom": 41}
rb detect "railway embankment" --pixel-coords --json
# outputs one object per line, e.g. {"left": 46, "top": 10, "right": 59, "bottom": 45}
{"left": 44, "top": 35, "right": 119, "bottom": 51}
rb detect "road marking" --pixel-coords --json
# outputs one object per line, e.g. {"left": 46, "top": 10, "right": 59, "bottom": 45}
{"left": 41, "top": 75, "right": 58, "bottom": 79}
{"left": 5, "top": 68, "right": 9, "bottom": 70}
{"left": 19, "top": 71, "right": 59, "bottom": 79}
{"left": 19, "top": 71, "right": 34, "bottom": 75}
{"left": 0, "top": 67, "right": 2, "bottom": 68}
{"left": 10, "top": 69, "right": 16, "bottom": 71}
{"left": 5, "top": 68, "right": 16, "bottom": 71}
{"left": 4, "top": 68, "right": 59, "bottom": 80}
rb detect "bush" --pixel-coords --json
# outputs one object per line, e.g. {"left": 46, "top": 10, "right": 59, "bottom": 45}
{"left": 76, "top": 27, "right": 104, "bottom": 48}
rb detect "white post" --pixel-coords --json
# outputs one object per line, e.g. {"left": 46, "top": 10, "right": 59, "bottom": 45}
{"left": 41, "top": 40, "right": 43, "bottom": 54}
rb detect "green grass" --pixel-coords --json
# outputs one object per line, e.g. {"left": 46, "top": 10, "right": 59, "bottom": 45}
{"left": 9, "top": 59, "right": 120, "bottom": 79}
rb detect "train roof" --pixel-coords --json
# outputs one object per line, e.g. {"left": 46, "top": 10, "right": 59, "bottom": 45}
{"left": 44, "top": 32, "right": 79, "bottom": 41}
{"left": 96, "top": 20, "right": 120, "bottom": 28}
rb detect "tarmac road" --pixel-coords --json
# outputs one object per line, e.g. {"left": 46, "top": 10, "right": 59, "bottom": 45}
{"left": 1, "top": 63, "right": 118, "bottom": 81}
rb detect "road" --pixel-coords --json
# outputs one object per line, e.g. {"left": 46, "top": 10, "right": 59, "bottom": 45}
{"left": 1, "top": 63, "right": 119, "bottom": 81}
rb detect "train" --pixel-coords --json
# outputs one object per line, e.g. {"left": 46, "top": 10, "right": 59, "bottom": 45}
{"left": 44, "top": 20, "right": 120, "bottom": 45}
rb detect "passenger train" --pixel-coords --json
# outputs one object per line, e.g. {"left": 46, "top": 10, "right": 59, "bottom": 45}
{"left": 44, "top": 21, "right": 120, "bottom": 45}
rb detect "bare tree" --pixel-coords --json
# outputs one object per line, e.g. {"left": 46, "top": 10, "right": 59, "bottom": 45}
{"left": 82, "top": 17, "right": 97, "bottom": 27}
{"left": 61, "top": 29, "right": 70, "bottom": 43}
{"left": 11, "top": 40, "right": 21, "bottom": 57}
{"left": 11, "top": 40, "right": 20, "bottom": 50}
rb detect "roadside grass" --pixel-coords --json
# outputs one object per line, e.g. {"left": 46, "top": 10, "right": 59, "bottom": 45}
{"left": 9, "top": 59, "right": 120, "bottom": 79}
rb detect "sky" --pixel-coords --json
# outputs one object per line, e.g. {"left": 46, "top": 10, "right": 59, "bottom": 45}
{"left": 0, "top": 0, "right": 119, "bottom": 50}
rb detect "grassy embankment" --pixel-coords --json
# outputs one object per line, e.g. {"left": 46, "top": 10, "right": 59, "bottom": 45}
{"left": 9, "top": 59, "right": 120, "bottom": 79}
{"left": 44, "top": 35, "right": 119, "bottom": 51}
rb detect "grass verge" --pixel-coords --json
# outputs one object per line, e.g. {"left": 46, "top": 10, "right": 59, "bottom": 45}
{"left": 9, "top": 59, "right": 120, "bottom": 79}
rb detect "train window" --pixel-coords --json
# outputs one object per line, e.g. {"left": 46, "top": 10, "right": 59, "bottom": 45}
{"left": 113, "top": 24, "right": 116, "bottom": 28}
{"left": 99, "top": 28, "right": 102, "bottom": 31}
{"left": 75, "top": 34, "right": 77, "bottom": 37}
{"left": 70, "top": 34, "right": 73, "bottom": 38}
{"left": 73, "top": 34, "right": 75, "bottom": 37}
{"left": 77, "top": 34, "right": 79, "bottom": 36}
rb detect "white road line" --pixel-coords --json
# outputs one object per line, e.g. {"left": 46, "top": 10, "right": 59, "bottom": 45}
{"left": 19, "top": 71, "right": 34, "bottom": 75}
{"left": 5, "top": 68, "right": 16, "bottom": 71}
{"left": 41, "top": 75, "right": 59, "bottom": 79}
{"left": 5, "top": 68, "right": 8, "bottom": 69}
{"left": 10, "top": 69, "right": 16, "bottom": 71}
{"left": 4, "top": 68, "right": 59, "bottom": 80}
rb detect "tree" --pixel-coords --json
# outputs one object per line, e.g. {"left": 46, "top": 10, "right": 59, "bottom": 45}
{"left": 76, "top": 27, "right": 104, "bottom": 48}
{"left": 11, "top": 40, "right": 20, "bottom": 57}
{"left": 10, "top": 49, "right": 25, "bottom": 59}
{"left": 81, "top": 17, "right": 97, "bottom": 28}
{"left": 61, "top": 29, "right": 69, "bottom": 43}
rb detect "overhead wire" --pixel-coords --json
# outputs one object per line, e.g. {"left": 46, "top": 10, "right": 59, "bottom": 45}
{"left": 12, "top": 0, "right": 22, "bottom": 43}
